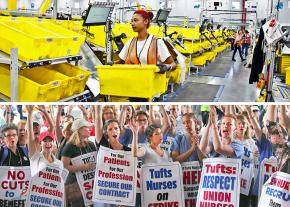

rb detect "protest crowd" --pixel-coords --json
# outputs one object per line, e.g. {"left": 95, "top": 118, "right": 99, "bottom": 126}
{"left": 0, "top": 104, "right": 289, "bottom": 207}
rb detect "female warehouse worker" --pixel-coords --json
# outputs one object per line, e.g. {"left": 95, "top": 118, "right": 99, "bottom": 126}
{"left": 116, "top": 10, "right": 176, "bottom": 72}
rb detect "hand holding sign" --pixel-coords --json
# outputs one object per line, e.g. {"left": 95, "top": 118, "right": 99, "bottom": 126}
{"left": 84, "top": 162, "right": 96, "bottom": 171}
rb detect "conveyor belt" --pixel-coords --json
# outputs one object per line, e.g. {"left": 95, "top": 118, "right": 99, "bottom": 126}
{"left": 277, "top": 85, "right": 290, "bottom": 99}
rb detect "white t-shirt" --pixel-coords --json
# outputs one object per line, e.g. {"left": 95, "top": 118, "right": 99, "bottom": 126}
{"left": 119, "top": 34, "right": 171, "bottom": 64}
{"left": 30, "top": 151, "right": 64, "bottom": 177}
{"left": 140, "top": 145, "right": 170, "bottom": 164}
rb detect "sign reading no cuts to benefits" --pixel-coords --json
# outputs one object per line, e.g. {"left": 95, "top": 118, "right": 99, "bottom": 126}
{"left": 196, "top": 158, "right": 241, "bottom": 207}
{"left": 141, "top": 162, "right": 185, "bottom": 207}
{"left": 25, "top": 164, "right": 68, "bottom": 207}
{"left": 0, "top": 166, "right": 31, "bottom": 207}
{"left": 258, "top": 172, "right": 290, "bottom": 207}
{"left": 71, "top": 151, "right": 97, "bottom": 206}
{"left": 181, "top": 161, "right": 201, "bottom": 207}
{"left": 93, "top": 146, "right": 137, "bottom": 206}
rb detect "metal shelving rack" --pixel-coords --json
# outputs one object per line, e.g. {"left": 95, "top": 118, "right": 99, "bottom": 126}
{"left": 0, "top": 49, "right": 92, "bottom": 102}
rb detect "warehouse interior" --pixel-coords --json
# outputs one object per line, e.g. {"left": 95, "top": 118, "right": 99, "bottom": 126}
{"left": 0, "top": 0, "right": 290, "bottom": 102}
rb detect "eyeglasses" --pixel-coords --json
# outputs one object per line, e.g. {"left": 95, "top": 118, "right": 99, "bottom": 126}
{"left": 5, "top": 134, "right": 17, "bottom": 138}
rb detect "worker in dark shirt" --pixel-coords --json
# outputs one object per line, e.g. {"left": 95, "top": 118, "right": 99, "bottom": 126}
{"left": 0, "top": 123, "right": 30, "bottom": 166}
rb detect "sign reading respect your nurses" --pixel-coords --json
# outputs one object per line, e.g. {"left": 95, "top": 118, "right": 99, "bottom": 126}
{"left": 196, "top": 158, "right": 241, "bottom": 207}
{"left": 93, "top": 146, "right": 137, "bottom": 206}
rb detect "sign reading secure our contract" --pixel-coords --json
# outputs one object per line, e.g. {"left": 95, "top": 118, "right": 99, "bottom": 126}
{"left": 93, "top": 146, "right": 137, "bottom": 206}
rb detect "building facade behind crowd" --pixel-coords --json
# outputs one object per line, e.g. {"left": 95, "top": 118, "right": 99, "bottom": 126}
{"left": 0, "top": 105, "right": 289, "bottom": 207}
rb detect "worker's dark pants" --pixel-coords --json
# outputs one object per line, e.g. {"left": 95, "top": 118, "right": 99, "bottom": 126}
{"left": 242, "top": 43, "right": 250, "bottom": 57}
{"left": 232, "top": 44, "right": 244, "bottom": 61}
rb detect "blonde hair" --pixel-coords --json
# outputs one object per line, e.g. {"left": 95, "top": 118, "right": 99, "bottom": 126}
{"left": 68, "top": 131, "right": 82, "bottom": 146}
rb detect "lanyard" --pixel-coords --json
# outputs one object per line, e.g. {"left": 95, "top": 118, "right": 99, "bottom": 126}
{"left": 137, "top": 34, "right": 150, "bottom": 62}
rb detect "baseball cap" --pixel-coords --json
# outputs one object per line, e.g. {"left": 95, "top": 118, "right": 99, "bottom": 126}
{"left": 38, "top": 131, "right": 56, "bottom": 142}
{"left": 71, "top": 119, "right": 93, "bottom": 132}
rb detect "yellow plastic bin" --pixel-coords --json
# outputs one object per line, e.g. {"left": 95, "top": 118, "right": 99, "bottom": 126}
{"left": 280, "top": 55, "right": 290, "bottom": 74}
{"left": 0, "top": 64, "right": 69, "bottom": 101}
{"left": 167, "top": 65, "right": 181, "bottom": 84}
{"left": 286, "top": 67, "right": 290, "bottom": 86}
{"left": 46, "top": 63, "right": 91, "bottom": 95}
{"left": 0, "top": 20, "right": 64, "bottom": 61}
{"left": 32, "top": 22, "right": 85, "bottom": 57}
{"left": 96, "top": 64, "right": 167, "bottom": 100}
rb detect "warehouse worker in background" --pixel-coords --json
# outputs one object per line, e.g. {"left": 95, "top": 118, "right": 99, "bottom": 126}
{"left": 232, "top": 30, "right": 246, "bottom": 62}
{"left": 242, "top": 30, "right": 251, "bottom": 58}
{"left": 116, "top": 10, "right": 176, "bottom": 72}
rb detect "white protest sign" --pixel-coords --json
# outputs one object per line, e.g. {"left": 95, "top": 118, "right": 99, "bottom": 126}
{"left": 141, "top": 162, "right": 185, "bottom": 207}
{"left": 93, "top": 146, "right": 137, "bottom": 206}
{"left": 128, "top": 144, "right": 145, "bottom": 194}
{"left": 258, "top": 157, "right": 278, "bottom": 199}
{"left": 0, "top": 166, "right": 31, "bottom": 207}
{"left": 181, "top": 161, "right": 201, "bottom": 207}
{"left": 258, "top": 171, "right": 290, "bottom": 207}
{"left": 240, "top": 146, "right": 254, "bottom": 196}
{"left": 160, "top": 136, "right": 175, "bottom": 153}
{"left": 136, "top": 160, "right": 143, "bottom": 194}
{"left": 196, "top": 158, "right": 241, "bottom": 207}
{"left": 25, "top": 165, "right": 68, "bottom": 207}
{"left": 71, "top": 151, "right": 97, "bottom": 206}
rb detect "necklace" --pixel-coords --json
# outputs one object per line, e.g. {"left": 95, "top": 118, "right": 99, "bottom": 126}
{"left": 137, "top": 34, "right": 150, "bottom": 63}
{"left": 9, "top": 147, "right": 23, "bottom": 166}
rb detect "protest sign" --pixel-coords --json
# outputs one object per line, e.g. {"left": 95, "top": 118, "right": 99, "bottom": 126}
{"left": 181, "top": 161, "right": 201, "bottom": 207}
{"left": 25, "top": 165, "right": 68, "bottom": 207}
{"left": 141, "top": 162, "right": 185, "bottom": 207}
{"left": 160, "top": 136, "right": 175, "bottom": 154}
{"left": 196, "top": 158, "right": 241, "bottom": 207}
{"left": 258, "top": 157, "right": 278, "bottom": 199}
{"left": 93, "top": 146, "right": 137, "bottom": 206}
{"left": 136, "top": 160, "right": 143, "bottom": 194}
{"left": 258, "top": 171, "right": 290, "bottom": 207}
{"left": 0, "top": 166, "right": 31, "bottom": 207}
{"left": 71, "top": 151, "right": 97, "bottom": 206}
{"left": 240, "top": 146, "right": 254, "bottom": 196}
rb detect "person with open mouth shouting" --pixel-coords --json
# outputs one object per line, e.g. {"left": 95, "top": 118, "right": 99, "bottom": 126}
{"left": 200, "top": 106, "right": 244, "bottom": 159}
